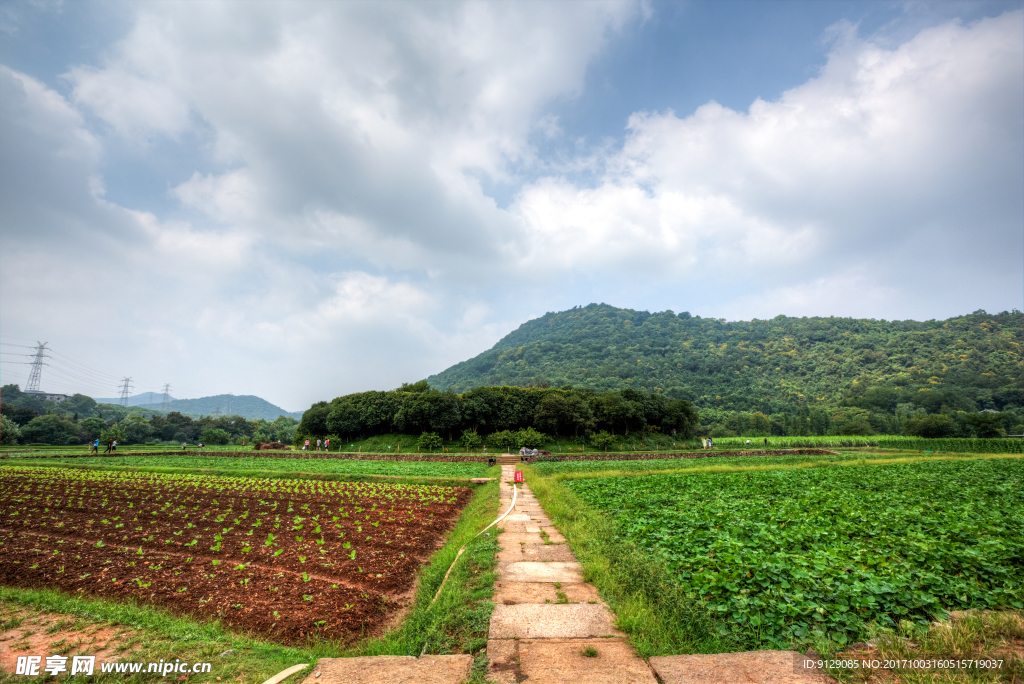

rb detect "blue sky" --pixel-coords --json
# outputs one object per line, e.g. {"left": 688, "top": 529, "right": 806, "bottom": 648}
{"left": 1, "top": 0, "right": 1021, "bottom": 410}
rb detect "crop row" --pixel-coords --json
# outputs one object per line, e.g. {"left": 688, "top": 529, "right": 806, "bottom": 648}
{"left": 0, "top": 467, "right": 470, "bottom": 591}
{"left": 32, "top": 455, "right": 494, "bottom": 478}
{"left": 566, "top": 458, "right": 1024, "bottom": 647}
{"left": 706, "top": 436, "right": 1023, "bottom": 453}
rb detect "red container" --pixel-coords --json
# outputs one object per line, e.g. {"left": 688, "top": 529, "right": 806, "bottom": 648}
{"left": 514, "top": 471, "right": 523, "bottom": 483}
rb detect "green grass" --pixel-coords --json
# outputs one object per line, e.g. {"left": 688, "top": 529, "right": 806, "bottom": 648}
{"left": 521, "top": 464, "right": 735, "bottom": 658}
{"left": 562, "top": 458, "right": 1024, "bottom": 649}
{"left": 0, "top": 479, "right": 503, "bottom": 683}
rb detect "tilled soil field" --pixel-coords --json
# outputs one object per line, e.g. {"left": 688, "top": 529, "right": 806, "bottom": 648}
{"left": 0, "top": 466, "right": 472, "bottom": 644}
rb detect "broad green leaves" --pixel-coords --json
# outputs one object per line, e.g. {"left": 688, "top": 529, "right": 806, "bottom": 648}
{"left": 568, "top": 459, "right": 1024, "bottom": 647}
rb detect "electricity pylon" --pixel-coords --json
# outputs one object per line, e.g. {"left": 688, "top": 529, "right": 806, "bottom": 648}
{"left": 161, "top": 384, "right": 172, "bottom": 412}
{"left": 25, "top": 342, "right": 49, "bottom": 392}
{"left": 118, "top": 377, "right": 134, "bottom": 406}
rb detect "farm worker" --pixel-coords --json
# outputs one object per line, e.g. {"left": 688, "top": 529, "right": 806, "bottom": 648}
{"left": 91, "top": 439, "right": 99, "bottom": 454}
{"left": 182, "top": 442, "right": 187, "bottom": 450}
{"left": 104, "top": 438, "right": 113, "bottom": 454}
{"left": 708, "top": 438, "right": 713, "bottom": 449}
{"left": 304, "top": 439, "right": 309, "bottom": 451}
{"left": 324, "top": 438, "right": 330, "bottom": 451}
{"left": 316, "top": 438, "right": 322, "bottom": 451}
{"left": 746, "top": 439, "right": 750, "bottom": 445}
{"left": 111, "top": 440, "right": 117, "bottom": 453}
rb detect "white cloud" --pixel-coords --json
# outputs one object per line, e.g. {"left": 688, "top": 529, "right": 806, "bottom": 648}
{"left": 2, "top": 5, "right": 1021, "bottom": 410}
{"left": 510, "top": 11, "right": 1023, "bottom": 314}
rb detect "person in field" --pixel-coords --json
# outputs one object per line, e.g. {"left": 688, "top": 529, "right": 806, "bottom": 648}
{"left": 304, "top": 439, "right": 310, "bottom": 451}
{"left": 104, "top": 438, "right": 113, "bottom": 454}
{"left": 324, "top": 438, "right": 330, "bottom": 451}
{"left": 316, "top": 438, "right": 322, "bottom": 451}
{"left": 91, "top": 439, "right": 99, "bottom": 454}
{"left": 111, "top": 440, "right": 117, "bottom": 453}
{"left": 182, "top": 441, "right": 187, "bottom": 450}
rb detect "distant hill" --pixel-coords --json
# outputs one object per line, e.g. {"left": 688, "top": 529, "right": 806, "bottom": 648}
{"left": 94, "top": 391, "right": 175, "bottom": 405}
{"left": 129, "top": 394, "right": 303, "bottom": 421}
{"left": 427, "top": 304, "right": 1023, "bottom": 415}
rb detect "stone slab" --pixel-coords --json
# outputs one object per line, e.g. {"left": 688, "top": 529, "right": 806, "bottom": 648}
{"left": 488, "top": 638, "right": 657, "bottom": 684}
{"left": 304, "top": 655, "right": 472, "bottom": 684}
{"left": 489, "top": 603, "right": 620, "bottom": 638}
{"left": 649, "top": 651, "right": 838, "bottom": 684}
{"left": 496, "top": 532, "right": 546, "bottom": 545}
{"left": 499, "top": 521, "right": 529, "bottom": 534}
{"left": 540, "top": 527, "right": 566, "bottom": 543}
{"left": 506, "top": 513, "right": 532, "bottom": 521}
{"left": 498, "top": 561, "right": 583, "bottom": 583}
{"left": 494, "top": 581, "right": 603, "bottom": 605}
{"left": 496, "top": 543, "right": 576, "bottom": 563}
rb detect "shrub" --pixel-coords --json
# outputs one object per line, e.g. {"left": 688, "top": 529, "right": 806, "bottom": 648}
{"left": 200, "top": 428, "right": 231, "bottom": 445}
{"left": 589, "top": 430, "right": 616, "bottom": 451}
{"left": 417, "top": 431, "right": 443, "bottom": 451}
{"left": 514, "top": 427, "right": 546, "bottom": 449}
{"left": 460, "top": 429, "right": 482, "bottom": 450}
{"left": 1, "top": 414, "right": 21, "bottom": 445}
{"left": 21, "top": 414, "right": 79, "bottom": 445}
{"left": 904, "top": 414, "right": 956, "bottom": 438}
{"left": 486, "top": 430, "right": 516, "bottom": 449}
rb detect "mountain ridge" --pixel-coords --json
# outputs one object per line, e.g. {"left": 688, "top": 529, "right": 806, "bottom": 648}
{"left": 427, "top": 303, "right": 1023, "bottom": 416}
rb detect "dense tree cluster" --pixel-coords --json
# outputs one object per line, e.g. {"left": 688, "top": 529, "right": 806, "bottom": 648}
{"left": 0, "top": 384, "right": 298, "bottom": 445}
{"left": 296, "top": 383, "right": 700, "bottom": 443}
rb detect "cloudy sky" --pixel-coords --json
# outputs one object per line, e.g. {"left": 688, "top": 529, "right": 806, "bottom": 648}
{"left": 1, "top": 0, "right": 1021, "bottom": 411}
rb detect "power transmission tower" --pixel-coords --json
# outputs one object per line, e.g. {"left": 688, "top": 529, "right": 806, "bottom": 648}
{"left": 118, "top": 377, "right": 134, "bottom": 406}
{"left": 161, "top": 384, "right": 172, "bottom": 412}
{"left": 25, "top": 342, "right": 49, "bottom": 392}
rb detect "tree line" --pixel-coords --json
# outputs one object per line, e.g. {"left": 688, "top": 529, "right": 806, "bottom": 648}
{"left": 296, "top": 382, "right": 700, "bottom": 445}
{"left": 0, "top": 384, "right": 297, "bottom": 446}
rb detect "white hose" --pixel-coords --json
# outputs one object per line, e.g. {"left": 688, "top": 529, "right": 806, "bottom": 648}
{"left": 430, "top": 478, "right": 518, "bottom": 605}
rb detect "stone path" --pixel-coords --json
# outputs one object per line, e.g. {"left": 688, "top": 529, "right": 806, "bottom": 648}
{"left": 486, "top": 463, "right": 659, "bottom": 684}
{"left": 298, "top": 460, "right": 836, "bottom": 684}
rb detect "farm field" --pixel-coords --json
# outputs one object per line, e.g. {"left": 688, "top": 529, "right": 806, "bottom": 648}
{"left": 530, "top": 448, "right": 977, "bottom": 476}
{"left": 564, "top": 457, "right": 1024, "bottom": 648}
{"left": 0, "top": 466, "right": 472, "bottom": 644}
{"left": 12, "top": 455, "right": 494, "bottom": 479}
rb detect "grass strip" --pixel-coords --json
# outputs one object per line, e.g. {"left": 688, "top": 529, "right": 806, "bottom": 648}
{"left": 342, "top": 479, "right": 500, "bottom": 681}
{"left": 1, "top": 460, "right": 500, "bottom": 488}
{"left": 0, "top": 480, "right": 501, "bottom": 683}
{"left": 521, "top": 464, "right": 734, "bottom": 658}
{"left": 539, "top": 452, "right": 1020, "bottom": 483}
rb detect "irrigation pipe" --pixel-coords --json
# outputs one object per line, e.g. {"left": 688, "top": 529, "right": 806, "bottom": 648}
{"left": 430, "top": 478, "right": 518, "bottom": 605}
{"left": 259, "top": 664, "right": 308, "bottom": 684}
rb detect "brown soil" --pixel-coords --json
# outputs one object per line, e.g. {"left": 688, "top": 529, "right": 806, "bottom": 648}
{"left": 0, "top": 470, "right": 471, "bottom": 644}
{"left": 0, "top": 606, "right": 141, "bottom": 672}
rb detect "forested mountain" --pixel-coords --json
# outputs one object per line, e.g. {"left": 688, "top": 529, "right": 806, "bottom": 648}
{"left": 94, "top": 391, "right": 174, "bottom": 405}
{"left": 132, "top": 394, "right": 302, "bottom": 421}
{"left": 427, "top": 304, "right": 1022, "bottom": 435}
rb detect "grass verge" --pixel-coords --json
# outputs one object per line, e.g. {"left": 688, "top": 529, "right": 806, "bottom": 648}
{"left": 0, "top": 480, "right": 502, "bottom": 683}
{"left": 521, "top": 464, "right": 734, "bottom": 658}
{"left": 825, "top": 610, "right": 1024, "bottom": 683}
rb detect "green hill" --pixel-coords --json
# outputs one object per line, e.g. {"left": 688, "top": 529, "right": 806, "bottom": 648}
{"left": 427, "top": 304, "right": 1023, "bottom": 420}
{"left": 133, "top": 394, "right": 303, "bottom": 421}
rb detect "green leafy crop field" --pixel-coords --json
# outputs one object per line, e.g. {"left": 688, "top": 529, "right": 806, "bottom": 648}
{"left": 565, "top": 458, "right": 1024, "bottom": 647}
{"left": 13, "top": 455, "right": 492, "bottom": 479}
